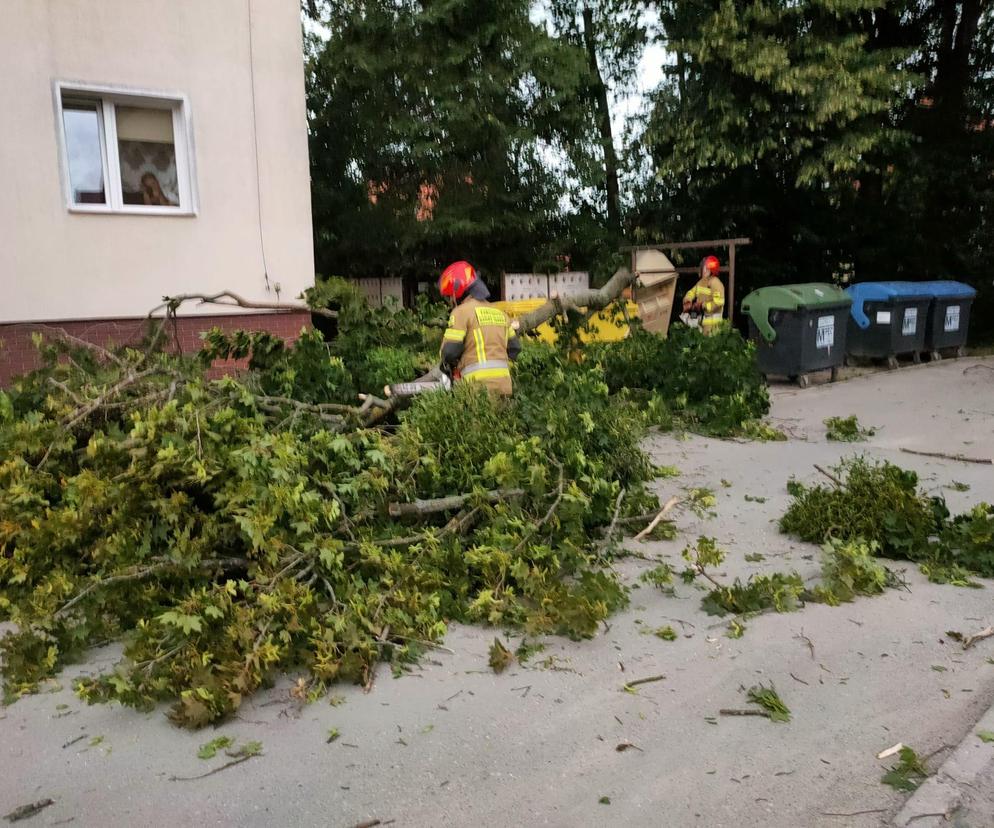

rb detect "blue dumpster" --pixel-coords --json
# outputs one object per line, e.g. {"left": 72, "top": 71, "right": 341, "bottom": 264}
{"left": 921, "top": 281, "right": 976, "bottom": 359}
{"left": 845, "top": 282, "right": 932, "bottom": 368}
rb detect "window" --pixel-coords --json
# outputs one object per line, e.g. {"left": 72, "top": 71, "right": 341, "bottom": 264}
{"left": 55, "top": 83, "right": 196, "bottom": 214}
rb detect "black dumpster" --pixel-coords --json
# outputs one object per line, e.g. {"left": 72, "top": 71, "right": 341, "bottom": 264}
{"left": 922, "top": 281, "right": 977, "bottom": 360}
{"left": 741, "top": 284, "right": 851, "bottom": 388}
{"left": 845, "top": 282, "right": 931, "bottom": 368}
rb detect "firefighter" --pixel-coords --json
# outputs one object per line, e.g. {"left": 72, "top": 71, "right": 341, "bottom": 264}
{"left": 682, "top": 255, "right": 726, "bottom": 335}
{"left": 438, "top": 260, "right": 521, "bottom": 396}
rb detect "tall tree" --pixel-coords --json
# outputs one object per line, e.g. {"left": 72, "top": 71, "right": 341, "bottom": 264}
{"left": 635, "top": 1, "right": 913, "bottom": 295}
{"left": 547, "top": 1, "right": 648, "bottom": 235}
{"left": 306, "top": 0, "right": 589, "bottom": 286}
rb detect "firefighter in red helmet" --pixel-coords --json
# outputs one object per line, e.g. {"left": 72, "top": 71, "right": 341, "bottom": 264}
{"left": 682, "top": 255, "right": 726, "bottom": 335}
{"left": 438, "top": 261, "right": 520, "bottom": 396}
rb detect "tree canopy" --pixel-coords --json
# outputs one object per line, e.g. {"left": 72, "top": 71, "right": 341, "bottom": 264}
{"left": 304, "top": 0, "right": 993, "bottom": 335}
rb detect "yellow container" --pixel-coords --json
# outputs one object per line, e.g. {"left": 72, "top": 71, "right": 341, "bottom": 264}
{"left": 494, "top": 299, "right": 638, "bottom": 345}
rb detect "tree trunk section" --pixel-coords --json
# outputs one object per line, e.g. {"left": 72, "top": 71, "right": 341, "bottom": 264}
{"left": 582, "top": 6, "right": 621, "bottom": 233}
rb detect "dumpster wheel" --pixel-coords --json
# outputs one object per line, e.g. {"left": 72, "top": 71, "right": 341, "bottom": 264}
{"left": 797, "top": 374, "right": 811, "bottom": 389}
{"left": 830, "top": 366, "right": 840, "bottom": 383}
{"left": 886, "top": 356, "right": 899, "bottom": 370}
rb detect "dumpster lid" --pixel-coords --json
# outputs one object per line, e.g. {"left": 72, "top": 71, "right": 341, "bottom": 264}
{"left": 741, "top": 283, "right": 850, "bottom": 343}
{"left": 925, "top": 280, "right": 977, "bottom": 300}
{"left": 846, "top": 281, "right": 939, "bottom": 329}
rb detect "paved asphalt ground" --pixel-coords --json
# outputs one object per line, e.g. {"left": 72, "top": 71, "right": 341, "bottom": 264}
{"left": 2, "top": 356, "right": 993, "bottom": 827}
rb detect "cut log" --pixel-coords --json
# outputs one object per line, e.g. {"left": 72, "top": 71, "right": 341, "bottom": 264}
{"left": 514, "top": 268, "right": 640, "bottom": 334}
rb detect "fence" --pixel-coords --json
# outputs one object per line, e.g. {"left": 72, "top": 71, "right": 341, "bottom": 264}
{"left": 501, "top": 272, "right": 590, "bottom": 301}
{"left": 355, "top": 277, "right": 405, "bottom": 308}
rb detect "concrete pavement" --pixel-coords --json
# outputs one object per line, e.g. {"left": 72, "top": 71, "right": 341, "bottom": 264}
{"left": 2, "top": 356, "right": 993, "bottom": 827}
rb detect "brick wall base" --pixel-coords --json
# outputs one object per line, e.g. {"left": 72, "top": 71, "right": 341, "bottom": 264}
{"left": 0, "top": 312, "right": 312, "bottom": 387}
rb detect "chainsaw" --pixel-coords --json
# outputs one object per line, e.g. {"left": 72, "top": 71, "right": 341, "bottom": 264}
{"left": 385, "top": 365, "right": 452, "bottom": 399}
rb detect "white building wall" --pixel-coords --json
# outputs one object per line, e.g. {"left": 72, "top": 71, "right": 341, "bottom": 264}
{"left": 0, "top": 0, "right": 314, "bottom": 323}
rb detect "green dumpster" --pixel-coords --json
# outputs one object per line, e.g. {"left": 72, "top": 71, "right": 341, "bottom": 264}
{"left": 741, "top": 284, "right": 852, "bottom": 388}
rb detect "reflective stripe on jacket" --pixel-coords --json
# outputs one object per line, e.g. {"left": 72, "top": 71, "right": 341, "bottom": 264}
{"left": 440, "top": 297, "right": 518, "bottom": 395}
{"left": 684, "top": 275, "right": 726, "bottom": 315}
{"left": 684, "top": 275, "right": 726, "bottom": 336}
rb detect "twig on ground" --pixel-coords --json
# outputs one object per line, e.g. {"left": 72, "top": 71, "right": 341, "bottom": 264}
{"left": 900, "top": 447, "right": 993, "bottom": 465}
{"left": 169, "top": 753, "right": 259, "bottom": 782}
{"left": 795, "top": 630, "right": 816, "bottom": 660}
{"left": 633, "top": 496, "right": 681, "bottom": 542}
{"left": 622, "top": 675, "right": 665, "bottom": 691}
{"left": 3, "top": 799, "right": 55, "bottom": 822}
{"left": 719, "top": 708, "right": 770, "bottom": 718}
{"left": 819, "top": 808, "right": 887, "bottom": 817}
{"left": 963, "top": 626, "right": 994, "bottom": 650}
{"left": 814, "top": 464, "right": 843, "bottom": 487}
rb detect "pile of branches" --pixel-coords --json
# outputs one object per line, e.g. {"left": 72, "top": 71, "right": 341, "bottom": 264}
{"left": 781, "top": 458, "right": 994, "bottom": 585}
{"left": 0, "top": 279, "right": 770, "bottom": 727}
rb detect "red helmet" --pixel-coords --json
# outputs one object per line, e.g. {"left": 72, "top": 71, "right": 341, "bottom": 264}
{"left": 703, "top": 255, "right": 720, "bottom": 275}
{"left": 438, "top": 260, "right": 478, "bottom": 300}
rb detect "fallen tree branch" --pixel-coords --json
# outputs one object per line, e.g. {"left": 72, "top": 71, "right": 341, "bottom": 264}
{"left": 344, "top": 507, "right": 481, "bottom": 553}
{"left": 719, "top": 708, "right": 771, "bottom": 718}
{"left": 388, "top": 489, "right": 524, "bottom": 518}
{"left": 963, "top": 626, "right": 994, "bottom": 650}
{"left": 622, "top": 674, "right": 665, "bottom": 690}
{"left": 900, "top": 447, "right": 993, "bottom": 465}
{"left": 159, "top": 291, "right": 337, "bottom": 320}
{"left": 819, "top": 808, "right": 887, "bottom": 817}
{"left": 813, "top": 464, "right": 843, "bottom": 487}
{"left": 597, "top": 488, "right": 627, "bottom": 553}
{"left": 169, "top": 752, "right": 258, "bottom": 782}
{"left": 35, "top": 325, "right": 125, "bottom": 367}
{"left": 633, "top": 496, "right": 681, "bottom": 541}
{"left": 515, "top": 462, "right": 564, "bottom": 553}
{"left": 3, "top": 799, "right": 55, "bottom": 822}
{"left": 55, "top": 557, "right": 249, "bottom": 620}
{"left": 256, "top": 396, "right": 359, "bottom": 417}
{"left": 514, "top": 268, "right": 640, "bottom": 334}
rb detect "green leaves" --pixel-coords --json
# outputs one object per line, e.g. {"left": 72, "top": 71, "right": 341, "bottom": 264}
{"left": 824, "top": 415, "right": 875, "bottom": 442}
{"left": 0, "top": 325, "right": 677, "bottom": 725}
{"left": 746, "top": 683, "right": 791, "bottom": 723}
{"left": 781, "top": 458, "right": 994, "bottom": 584}
{"left": 158, "top": 611, "right": 203, "bottom": 636}
{"left": 653, "top": 625, "right": 678, "bottom": 641}
{"left": 197, "top": 736, "right": 233, "bottom": 760}
{"left": 488, "top": 638, "right": 515, "bottom": 674}
{"left": 594, "top": 326, "right": 770, "bottom": 438}
{"left": 881, "top": 746, "right": 928, "bottom": 792}
{"left": 812, "top": 538, "right": 892, "bottom": 604}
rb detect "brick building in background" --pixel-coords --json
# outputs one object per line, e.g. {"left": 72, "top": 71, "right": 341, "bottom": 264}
{"left": 0, "top": 0, "right": 315, "bottom": 385}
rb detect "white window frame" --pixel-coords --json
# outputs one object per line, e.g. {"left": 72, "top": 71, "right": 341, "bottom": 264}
{"left": 54, "top": 80, "right": 199, "bottom": 216}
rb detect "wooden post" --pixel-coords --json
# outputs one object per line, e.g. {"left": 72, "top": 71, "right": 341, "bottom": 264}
{"left": 727, "top": 242, "right": 736, "bottom": 325}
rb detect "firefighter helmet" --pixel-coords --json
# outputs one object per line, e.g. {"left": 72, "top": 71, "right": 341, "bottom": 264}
{"left": 702, "top": 255, "right": 720, "bottom": 275}
{"left": 439, "top": 261, "right": 478, "bottom": 301}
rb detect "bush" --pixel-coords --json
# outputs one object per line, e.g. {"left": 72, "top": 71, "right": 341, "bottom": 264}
{"left": 779, "top": 457, "right": 944, "bottom": 559}
{"left": 592, "top": 325, "right": 770, "bottom": 436}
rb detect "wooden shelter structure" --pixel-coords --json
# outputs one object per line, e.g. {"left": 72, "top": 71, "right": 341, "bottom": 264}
{"left": 622, "top": 238, "right": 751, "bottom": 325}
